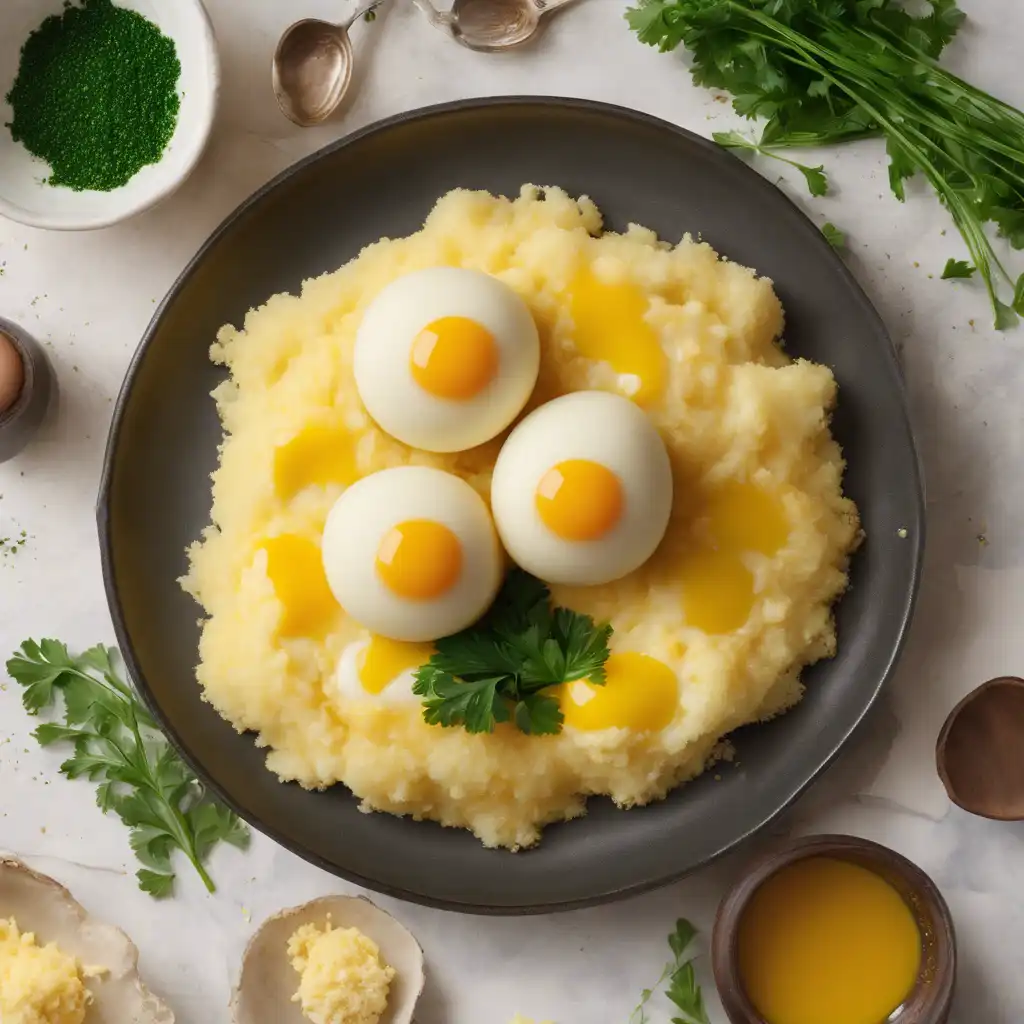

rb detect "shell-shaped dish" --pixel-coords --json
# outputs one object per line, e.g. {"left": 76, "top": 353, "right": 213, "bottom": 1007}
{"left": 0, "top": 857, "right": 175, "bottom": 1023}
{"left": 232, "top": 895, "right": 424, "bottom": 1024}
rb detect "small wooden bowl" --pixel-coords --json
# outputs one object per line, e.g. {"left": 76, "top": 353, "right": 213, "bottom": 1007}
{"left": 936, "top": 676, "right": 1024, "bottom": 820}
{"left": 712, "top": 835, "right": 956, "bottom": 1024}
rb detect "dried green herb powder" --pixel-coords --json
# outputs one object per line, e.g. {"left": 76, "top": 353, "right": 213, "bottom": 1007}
{"left": 5, "top": 0, "right": 181, "bottom": 193}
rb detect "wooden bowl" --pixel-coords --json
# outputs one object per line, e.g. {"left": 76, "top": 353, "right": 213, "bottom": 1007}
{"left": 711, "top": 835, "right": 956, "bottom": 1024}
{"left": 936, "top": 676, "right": 1024, "bottom": 820}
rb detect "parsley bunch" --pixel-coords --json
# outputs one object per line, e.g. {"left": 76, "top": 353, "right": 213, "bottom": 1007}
{"left": 628, "top": 0, "right": 1024, "bottom": 328}
{"left": 6, "top": 640, "right": 249, "bottom": 897}
{"left": 413, "top": 570, "right": 612, "bottom": 735}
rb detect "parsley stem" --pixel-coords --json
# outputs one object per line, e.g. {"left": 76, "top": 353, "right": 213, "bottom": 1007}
{"left": 123, "top": 706, "right": 215, "bottom": 893}
{"left": 718, "top": 1, "right": 1017, "bottom": 325}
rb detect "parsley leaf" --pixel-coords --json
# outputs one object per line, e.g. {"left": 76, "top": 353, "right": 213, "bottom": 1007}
{"left": 822, "top": 222, "right": 846, "bottom": 250}
{"left": 713, "top": 130, "right": 828, "bottom": 196}
{"left": 412, "top": 570, "right": 612, "bottom": 735}
{"left": 631, "top": 0, "right": 1024, "bottom": 328}
{"left": 629, "top": 918, "right": 710, "bottom": 1024}
{"left": 417, "top": 667, "right": 511, "bottom": 733}
{"left": 6, "top": 639, "right": 249, "bottom": 897}
{"left": 941, "top": 258, "right": 975, "bottom": 280}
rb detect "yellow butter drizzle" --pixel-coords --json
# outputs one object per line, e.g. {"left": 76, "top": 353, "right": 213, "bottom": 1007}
{"left": 561, "top": 652, "right": 680, "bottom": 732}
{"left": 569, "top": 271, "right": 668, "bottom": 406}
{"left": 274, "top": 424, "right": 357, "bottom": 500}
{"left": 357, "top": 636, "right": 434, "bottom": 695}
{"left": 262, "top": 534, "right": 338, "bottom": 638}
{"left": 679, "top": 483, "right": 789, "bottom": 635}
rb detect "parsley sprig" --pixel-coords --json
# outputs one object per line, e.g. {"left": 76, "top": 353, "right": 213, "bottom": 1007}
{"left": 628, "top": 0, "right": 1024, "bottom": 328}
{"left": 630, "top": 919, "right": 711, "bottom": 1024}
{"left": 6, "top": 640, "right": 249, "bottom": 898}
{"left": 713, "top": 129, "right": 829, "bottom": 197}
{"left": 413, "top": 570, "right": 612, "bottom": 736}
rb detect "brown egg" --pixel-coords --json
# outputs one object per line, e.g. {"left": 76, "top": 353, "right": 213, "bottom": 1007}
{"left": 0, "top": 331, "right": 25, "bottom": 415}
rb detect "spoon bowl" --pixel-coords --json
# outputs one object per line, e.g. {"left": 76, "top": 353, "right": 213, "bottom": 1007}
{"left": 273, "top": 1, "right": 384, "bottom": 127}
{"left": 412, "top": 0, "right": 578, "bottom": 52}
{"left": 936, "top": 676, "right": 1024, "bottom": 820}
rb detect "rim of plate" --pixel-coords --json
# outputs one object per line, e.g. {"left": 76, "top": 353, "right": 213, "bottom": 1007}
{"left": 97, "top": 96, "right": 926, "bottom": 914}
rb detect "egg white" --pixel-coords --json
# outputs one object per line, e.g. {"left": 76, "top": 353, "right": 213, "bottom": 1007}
{"left": 490, "top": 391, "right": 673, "bottom": 586}
{"left": 354, "top": 267, "right": 540, "bottom": 453}
{"left": 321, "top": 466, "right": 503, "bottom": 642}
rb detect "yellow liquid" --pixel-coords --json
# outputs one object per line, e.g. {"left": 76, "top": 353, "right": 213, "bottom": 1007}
{"left": 679, "top": 547, "right": 755, "bottom": 634}
{"left": 358, "top": 636, "right": 434, "bottom": 695}
{"left": 560, "top": 652, "right": 679, "bottom": 732}
{"left": 737, "top": 857, "right": 922, "bottom": 1024}
{"left": 704, "top": 481, "right": 790, "bottom": 555}
{"left": 274, "top": 424, "right": 357, "bottom": 499}
{"left": 678, "top": 483, "right": 789, "bottom": 634}
{"left": 262, "top": 534, "right": 338, "bottom": 638}
{"left": 569, "top": 271, "right": 668, "bottom": 406}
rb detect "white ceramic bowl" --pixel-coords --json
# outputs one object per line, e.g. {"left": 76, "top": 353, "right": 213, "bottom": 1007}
{"left": 0, "top": 0, "right": 219, "bottom": 230}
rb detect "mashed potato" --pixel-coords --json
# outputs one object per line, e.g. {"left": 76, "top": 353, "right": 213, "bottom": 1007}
{"left": 287, "top": 920, "right": 394, "bottom": 1024}
{"left": 183, "top": 185, "right": 860, "bottom": 849}
{"left": 0, "top": 919, "right": 92, "bottom": 1024}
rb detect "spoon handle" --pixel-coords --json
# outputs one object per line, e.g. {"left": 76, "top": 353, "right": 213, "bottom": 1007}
{"left": 410, "top": 0, "right": 454, "bottom": 29}
{"left": 341, "top": 0, "right": 388, "bottom": 31}
{"left": 533, "top": 0, "right": 580, "bottom": 11}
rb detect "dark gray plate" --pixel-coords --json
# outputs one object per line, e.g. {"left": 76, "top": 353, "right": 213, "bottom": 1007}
{"left": 98, "top": 98, "right": 923, "bottom": 914}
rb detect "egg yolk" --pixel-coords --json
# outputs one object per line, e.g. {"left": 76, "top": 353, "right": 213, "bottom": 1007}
{"left": 357, "top": 636, "right": 435, "bottom": 694}
{"left": 410, "top": 316, "right": 499, "bottom": 400}
{"left": 536, "top": 459, "right": 624, "bottom": 541}
{"left": 274, "top": 425, "right": 357, "bottom": 499}
{"left": 375, "top": 519, "right": 463, "bottom": 600}
{"left": 678, "top": 483, "right": 789, "bottom": 635}
{"left": 569, "top": 271, "right": 668, "bottom": 406}
{"left": 262, "top": 534, "right": 338, "bottom": 637}
{"left": 561, "top": 652, "right": 679, "bottom": 732}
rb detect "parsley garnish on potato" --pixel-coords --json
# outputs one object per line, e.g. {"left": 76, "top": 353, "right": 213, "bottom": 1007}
{"left": 413, "top": 569, "right": 612, "bottom": 735}
{"left": 6, "top": 640, "right": 249, "bottom": 897}
{"left": 628, "top": 0, "right": 1024, "bottom": 329}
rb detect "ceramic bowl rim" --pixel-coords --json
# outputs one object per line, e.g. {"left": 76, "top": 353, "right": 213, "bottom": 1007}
{"left": 0, "top": 0, "right": 220, "bottom": 231}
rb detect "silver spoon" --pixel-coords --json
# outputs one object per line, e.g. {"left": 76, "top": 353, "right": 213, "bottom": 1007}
{"left": 411, "top": 0, "right": 579, "bottom": 52}
{"left": 273, "top": 0, "right": 386, "bottom": 127}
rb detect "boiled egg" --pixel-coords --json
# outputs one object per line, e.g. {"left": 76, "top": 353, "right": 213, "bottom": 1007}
{"left": 334, "top": 636, "right": 434, "bottom": 705}
{"left": 490, "top": 391, "right": 673, "bottom": 586}
{"left": 321, "top": 466, "right": 503, "bottom": 641}
{"left": 353, "top": 268, "right": 540, "bottom": 453}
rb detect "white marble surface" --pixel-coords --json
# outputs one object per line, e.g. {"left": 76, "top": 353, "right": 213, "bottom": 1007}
{"left": 1, "top": 1, "right": 1023, "bottom": 1021}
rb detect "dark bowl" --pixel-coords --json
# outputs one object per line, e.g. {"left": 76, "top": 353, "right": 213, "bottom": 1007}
{"left": 97, "top": 98, "right": 924, "bottom": 914}
{"left": 712, "top": 834, "right": 956, "bottom": 1024}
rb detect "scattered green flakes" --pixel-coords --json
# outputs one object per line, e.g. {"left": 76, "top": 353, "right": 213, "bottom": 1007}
{"left": 822, "top": 222, "right": 846, "bottom": 250}
{"left": 0, "top": 530, "right": 29, "bottom": 559}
